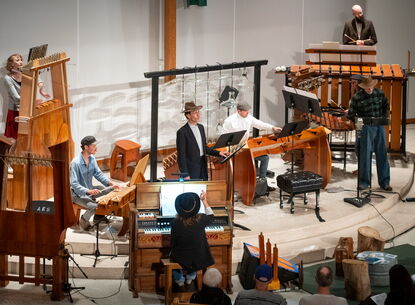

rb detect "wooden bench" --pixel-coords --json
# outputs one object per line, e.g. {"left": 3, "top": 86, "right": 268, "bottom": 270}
{"left": 161, "top": 258, "right": 203, "bottom": 305}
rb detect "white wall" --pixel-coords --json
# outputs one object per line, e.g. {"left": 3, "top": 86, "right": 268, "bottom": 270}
{"left": 0, "top": 0, "right": 413, "bottom": 158}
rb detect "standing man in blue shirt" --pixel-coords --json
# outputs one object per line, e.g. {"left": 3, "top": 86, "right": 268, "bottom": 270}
{"left": 70, "top": 136, "right": 120, "bottom": 230}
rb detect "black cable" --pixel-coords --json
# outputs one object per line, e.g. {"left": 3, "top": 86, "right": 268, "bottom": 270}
{"left": 66, "top": 235, "right": 127, "bottom": 301}
{"left": 367, "top": 202, "right": 396, "bottom": 248}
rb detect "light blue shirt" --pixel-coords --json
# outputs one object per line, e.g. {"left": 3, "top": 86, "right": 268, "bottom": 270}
{"left": 70, "top": 153, "right": 110, "bottom": 197}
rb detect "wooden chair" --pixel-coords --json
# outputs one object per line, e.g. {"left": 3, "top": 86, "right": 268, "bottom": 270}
{"left": 161, "top": 258, "right": 203, "bottom": 305}
{"left": 72, "top": 203, "right": 86, "bottom": 226}
{"left": 110, "top": 140, "right": 141, "bottom": 182}
{"left": 172, "top": 297, "right": 204, "bottom": 305}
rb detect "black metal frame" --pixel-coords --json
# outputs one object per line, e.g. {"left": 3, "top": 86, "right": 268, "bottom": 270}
{"left": 144, "top": 60, "right": 268, "bottom": 181}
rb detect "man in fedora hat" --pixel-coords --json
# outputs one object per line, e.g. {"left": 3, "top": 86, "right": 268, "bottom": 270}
{"left": 222, "top": 102, "right": 282, "bottom": 191}
{"left": 176, "top": 101, "right": 229, "bottom": 180}
{"left": 348, "top": 76, "right": 392, "bottom": 191}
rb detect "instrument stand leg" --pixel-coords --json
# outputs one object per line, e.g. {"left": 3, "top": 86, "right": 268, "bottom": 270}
{"left": 63, "top": 248, "right": 87, "bottom": 303}
{"left": 230, "top": 148, "right": 250, "bottom": 231}
{"left": 80, "top": 222, "right": 117, "bottom": 267}
{"left": 344, "top": 128, "right": 370, "bottom": 208}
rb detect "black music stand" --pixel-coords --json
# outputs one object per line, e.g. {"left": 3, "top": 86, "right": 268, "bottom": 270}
{"left": 283, "top": 86, "right": 322, "bottom": 118}
{"left": 344, "top": 118, "right": 371, "bottom": 207}
{"left": 213, "top": 130, "right": 250, "bottom": 231}
{"left": 276, "top": 120, "right": 309, "bottom": 174}
{"left": 62, "top": 248, "right": 87, "bottom": 303}
{"left": 80, "top": 187, "right": 118, "bottom": 268}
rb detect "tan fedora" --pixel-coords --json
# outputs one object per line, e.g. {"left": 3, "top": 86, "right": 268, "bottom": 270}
{"left": 358, "top": 76, "right": 378, "bottom": 89}
{"left": 182, "top": 101, "right": 203, "bottom": 113}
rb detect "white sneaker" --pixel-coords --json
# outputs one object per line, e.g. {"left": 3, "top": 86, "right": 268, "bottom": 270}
{"left": 79, "top": 217, "right": 92, "bottom": 231}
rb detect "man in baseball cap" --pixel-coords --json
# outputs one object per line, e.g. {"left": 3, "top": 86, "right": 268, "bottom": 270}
{"left": 234, "top": 264, "right": 287, "bottom": 305}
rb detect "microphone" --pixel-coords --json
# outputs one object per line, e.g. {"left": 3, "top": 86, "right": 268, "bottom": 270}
{"left": 355, "top": 117, "right": 363, "bottom": 131}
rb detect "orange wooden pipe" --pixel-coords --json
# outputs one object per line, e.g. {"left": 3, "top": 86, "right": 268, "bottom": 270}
{"left": 259, "top": 232, "right": 265, "bottom": 265}
{"left": 266, "top": 239, "right": 272, "bottom": 267}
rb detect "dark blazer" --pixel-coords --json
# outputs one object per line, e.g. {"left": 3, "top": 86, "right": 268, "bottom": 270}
{"left": 176, "top": 123, "right": 220, "bottom": 180}
{"left": 191, "top": 285, "right": 232, "bottom": 305}
{"left": 342, "top": 18, "right": 377, "bottom": 45}
{"left": 170, "top": 214, "right": 214, "bottom": 272}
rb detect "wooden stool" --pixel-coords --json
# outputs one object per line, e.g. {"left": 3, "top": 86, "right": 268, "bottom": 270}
{"left": 161, "top": 258, "right": 202, "bottom": 305}
{"left": 343, "top": 259, "right": 371, "bottom": 301}
{"left": 73, "top": 203, "right": 86, "bottom": 225}
{"left": 110, "top": 140, "right": 141, "bottom": 182}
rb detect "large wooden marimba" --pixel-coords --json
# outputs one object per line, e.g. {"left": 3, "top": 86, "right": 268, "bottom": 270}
{"left": 288, "top": 63, "right": 407, "bottom": 153}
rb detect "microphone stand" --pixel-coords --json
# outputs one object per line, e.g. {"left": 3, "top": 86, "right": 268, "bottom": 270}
{"left": 344, "top": 118, "right": 370, "bottom": 207}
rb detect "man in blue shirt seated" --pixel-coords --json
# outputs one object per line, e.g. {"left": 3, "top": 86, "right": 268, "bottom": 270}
{"left": 70, "top": 136, "right": 120, "bottom": 230}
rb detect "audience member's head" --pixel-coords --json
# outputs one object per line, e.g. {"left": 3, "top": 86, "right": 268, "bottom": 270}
{"left": 203, "top": 268, "right": 222, "bottom": 288}
{"left": 389, "top": 264, "right": 413, "bottom": 292}
{"left": 315, "top": 266, "right": 334, "bottom": 287}
{"left": 254, "top": 264, "right": 273, "bottom": 290}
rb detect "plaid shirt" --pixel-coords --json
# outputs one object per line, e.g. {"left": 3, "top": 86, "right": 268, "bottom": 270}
{"left": 348, "top": 88, "right": 389, "bottom": 121}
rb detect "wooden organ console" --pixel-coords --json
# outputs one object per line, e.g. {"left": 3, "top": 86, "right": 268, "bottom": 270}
{"left": 128, "top": 180, "right": 233, "bottom": 298}
{"left": 0, "top": 53, "right": 76, "bottom": 300}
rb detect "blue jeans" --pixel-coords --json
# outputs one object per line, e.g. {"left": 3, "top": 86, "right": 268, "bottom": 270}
{"left": 358, "top": 125, "right": 390, "bottom": 188}
{"left": 255, "top": 155, "right": 269, "bottom": 178}
{"left": 172, "top": 269, "right": 196, "bottom": 286}
{"left": 71, "top": 185, "right": 113, "bottom": 221}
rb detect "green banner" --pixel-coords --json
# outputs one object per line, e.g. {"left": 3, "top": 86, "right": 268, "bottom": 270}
{"left": 187, "top": 0, "right": 207, "bottom": 7}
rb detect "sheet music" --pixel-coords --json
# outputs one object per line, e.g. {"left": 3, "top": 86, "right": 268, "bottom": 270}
{"left": 370, "top": 293, "right": 386, "bottom": 305}
{"left": 160, "top": 184, "right": 206, "bottom": 216}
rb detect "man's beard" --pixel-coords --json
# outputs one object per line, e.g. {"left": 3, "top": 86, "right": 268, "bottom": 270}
{"left": 355, "top": 16, "right": 365, "bottom": 23}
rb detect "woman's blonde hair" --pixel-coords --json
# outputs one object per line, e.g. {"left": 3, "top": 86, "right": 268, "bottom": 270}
{"left": 6, "top": 53, "right": 23, "bottom": 72}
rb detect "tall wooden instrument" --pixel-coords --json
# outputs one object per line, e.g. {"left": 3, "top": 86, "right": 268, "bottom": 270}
{"left": 0, "top": 53, "right": 76, "bottom": 300}
{"left": 129, "top": 181, "right": 233, "bottom": 297}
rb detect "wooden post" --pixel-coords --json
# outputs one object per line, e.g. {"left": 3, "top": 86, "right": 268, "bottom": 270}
{"left": 334, "top": 237, "right": 354, "bottom": 276}
{"left": 357, "top": 226, "right": 385, "bottom": 254}
{"left": 268, "top": 244, "right": 280, "bottom": 290}
{"left": 259, "top": 232, "right": 265, "bottom": 265}
{"left": 164, "top": 0, "right": 176, "bottom": 82}
{"left": 266, "top": 239, "right": 272, "bottom": 267}
{"left": 0, "top": 254, "right": 9, "bottom": 287}
{"left": 343, "top": 259, "right": 371, "bottom": 301}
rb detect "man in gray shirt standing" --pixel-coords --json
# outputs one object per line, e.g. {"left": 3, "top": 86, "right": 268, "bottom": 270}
{"left": 299, "top": 266, "right": 347, "bottom": 305}
{"left": 234, "top": 264, "right": 287, "bottom": 305}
